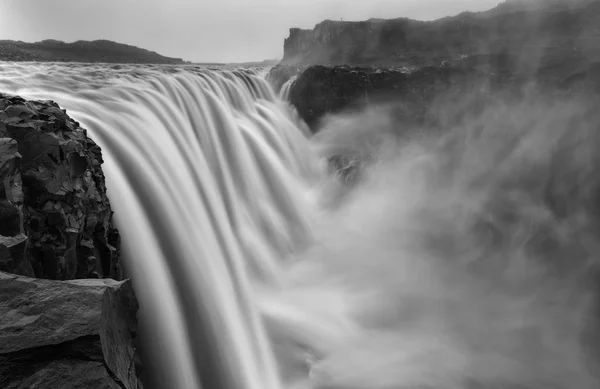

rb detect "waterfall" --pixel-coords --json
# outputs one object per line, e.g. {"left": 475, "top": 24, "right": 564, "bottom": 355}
{"left": 2, "top": 62, "right": 600, "bottom": 389}
{"left": 279, "top": 76, "right": 297, "bottom": 101}
{"left": 0, "top": 63, "right": 321, "bottom": 389}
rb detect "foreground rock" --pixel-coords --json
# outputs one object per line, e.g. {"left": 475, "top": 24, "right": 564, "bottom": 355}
{"left": 0, "top": 271, "right": 122, "bottom": 353}
{"left": 101, "top": 279, "right": 143, "bottom": 389}
{"left": 0, "top": 93, "right": 121, "bottom": 280}
{"left": 0, "top": 271, "right": 142, "bottom": 389}
{"left": 0, "top": 336, "right": 121, "bottom": 389}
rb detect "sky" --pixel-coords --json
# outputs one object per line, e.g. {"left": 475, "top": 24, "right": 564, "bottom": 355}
{"left": 0, "top": 0, "right": 501, "bottom": 63}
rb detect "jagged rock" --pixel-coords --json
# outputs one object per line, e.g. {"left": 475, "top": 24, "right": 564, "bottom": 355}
{"left": 0, "top": 270, "right": 123, "bottom": 353}
{"left": 0, "top": 271, "right": 141, "bottom": 388}
{"left": 101, "top": 279, "right": 143, "bottom": 389}
{"left": 0, "top": 93, "right": 121, "bottom": 280}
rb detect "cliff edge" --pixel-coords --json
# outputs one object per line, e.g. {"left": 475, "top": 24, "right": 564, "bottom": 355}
{"left": 282, "top": 0, "right": 600, "bottom": 67}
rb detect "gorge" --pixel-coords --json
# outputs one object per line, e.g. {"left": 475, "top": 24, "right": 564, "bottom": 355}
{"left": 2, "top": 1, "right": 600, "bottom": 389}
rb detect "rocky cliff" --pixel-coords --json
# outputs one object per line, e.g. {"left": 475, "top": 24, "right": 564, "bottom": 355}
{"left": 0, "top": 93, "right": 121, "bottom": 280}
{"left": 0, "top": 39, "right": 185, "bottom": 64}
{"left": 282, "top": 0, "right": 600, "bottom": 67}
{"left": 0, "top": 271, "right": 142, "bottom": 389}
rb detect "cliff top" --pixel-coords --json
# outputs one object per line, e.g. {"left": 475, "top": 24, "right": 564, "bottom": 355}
{"left": 283, "top": 0, "right": 600, "bottom": 67}
{"left": 0, "top": 39, "right": 186, "bottom": 64}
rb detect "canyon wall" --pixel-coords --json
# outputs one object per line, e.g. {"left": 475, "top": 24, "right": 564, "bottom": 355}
{"left": 282, "top": 0, "right": 600, "bottom": 67}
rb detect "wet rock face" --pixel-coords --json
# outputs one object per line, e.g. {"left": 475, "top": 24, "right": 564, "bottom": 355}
{"left": 288, "top": 65, "right": 472, "bottom": 131}
{"left": 287, "top": 59, "right": 600, "bottom": 132}
{"left": 0, "top": 93, "right": 120, "bottom": 280}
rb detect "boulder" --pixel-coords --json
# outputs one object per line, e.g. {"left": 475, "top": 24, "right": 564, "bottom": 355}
{"left": 0, "top": 270, "right": 142, "bottom": 388}
{"left": 0, "top": 270, "right": 123, "bottom": 353}
{"left": 0, "top": 93, "right": 121, "bottom": 280}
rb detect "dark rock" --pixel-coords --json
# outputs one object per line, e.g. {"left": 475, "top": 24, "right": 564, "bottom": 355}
{"left": 288, "top": 60, "right": 600, "bottom": 132}
{"left": 288, "top": 65, "right": 468, "bottom": 130}
{"left": 0, "top": 270, "right": 123, "bottom": 353}
{"left": 101, "top": 279, "right": 143, "bottom": 389}
{"left": 0, "top": 336, "right": 121, "bottom": 389}
{"left": 0, "top": 271, "right": 141, "bottom": 388}
{"left": 0, "top": 93, "right": 121, "bottom": 280}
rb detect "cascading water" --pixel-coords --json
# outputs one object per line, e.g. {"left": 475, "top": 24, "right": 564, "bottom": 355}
{"left": 2, "top": 62, "right": 600, "bottom": 389}
{"left": 0, "top": 62, "right": 319, "bottom": 389}
{"left": 279, "top": 76, "right": 297, "bottom": 101}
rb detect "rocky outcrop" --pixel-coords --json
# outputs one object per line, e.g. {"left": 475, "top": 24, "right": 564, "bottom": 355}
{"left": 282, "top": 0, "right": 600, "bottom": 67}
{"left": 287, "top": 57, "right": 600, "bottom": 131}
{"left": 101, "top": 280, "right": 143, "bottom": 389}
{"left": 0, "top": 271, "right": 122, "bottom": 353}
{"left": 0, "top": 271, "right": 142, "bottom": 389}
{"left": 0, "top": 39, "right": 185, "bottom": 64}
{"left": 0, "top": 93, "right": 120, "bottom": 280}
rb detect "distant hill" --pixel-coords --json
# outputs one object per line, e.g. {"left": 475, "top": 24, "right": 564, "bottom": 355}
{"left": 282, "top": 0, "right": 600, "bottom": 67}
{"left": 0, "top": 39, "right": 186, "bottom": 64}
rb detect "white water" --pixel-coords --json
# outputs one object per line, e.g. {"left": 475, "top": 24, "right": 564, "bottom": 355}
{"left": 279, "top": 76, "right": 297, "bottom": 101}
{"left": 1, "top": 62, "right": 600, "bottom": 389}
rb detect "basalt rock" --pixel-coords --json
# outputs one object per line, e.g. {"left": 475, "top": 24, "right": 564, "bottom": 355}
{"left": 0, "top": 271, "right": 142, "bottom": 389}
{"left": 282, "top": 0, "right": 600, "bottom": 67}
{"left": 101, "top": 279, "right": 144, "bottom": 389}
{"left": 0, "top": 271, "right": 122, "bottom": 354}
{"left": 288, "top": 58, "right": 600, "bottom": 132}
{"left": 0, "top": 336, "right": 121, "bottom": 389}
{"left": 0, "top": 93, "right": 121, "bottom": 280}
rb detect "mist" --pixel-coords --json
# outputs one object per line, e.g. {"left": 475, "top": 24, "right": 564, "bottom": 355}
{"left": 261, "top": 88, "right": 600, "bottom": 388}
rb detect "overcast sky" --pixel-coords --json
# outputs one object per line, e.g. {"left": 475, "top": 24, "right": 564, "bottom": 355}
{"left": 0, "top": 0, "right": 501, "bottom": 63}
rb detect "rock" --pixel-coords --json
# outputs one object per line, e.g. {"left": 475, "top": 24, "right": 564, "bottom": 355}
{"left": 0, "top": 336, "right": 121, "bottom": 389}
{"left": 0, "top": 93, "right": 121, "bottom": 280}
{"left": 0, "top": 270, "right": 123, "bottom": 353}
{"left": 287, "top": 65, "right": 472, "bottom": 131}
{"left": 281, "top": 1, "right": 600, "bottom": 67}
{"left": 101, "top": 279, "right": 143, "bottom": 389}
{"left": 287, "top": 60, "right": 600, "bottom": 132}
{"left": 0, "top": 270, "right": 142, "bottom": 388}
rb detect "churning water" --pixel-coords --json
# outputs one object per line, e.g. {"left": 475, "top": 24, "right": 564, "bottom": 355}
{"left": 1, "top": 62, "right": 600, "bottom": 389}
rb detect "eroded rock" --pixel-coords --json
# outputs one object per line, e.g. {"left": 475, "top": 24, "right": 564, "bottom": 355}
{"left": 0, "top": 270, "right": 123, "bottom": 353}
{"left": 101, "top": 279, "right": 143, "bottom": 389}
{"left": 0, "top": 271, "right": 141, "bottom": 388}
{"left": 0, "top": 93, "right": 121, "bottom": 280}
